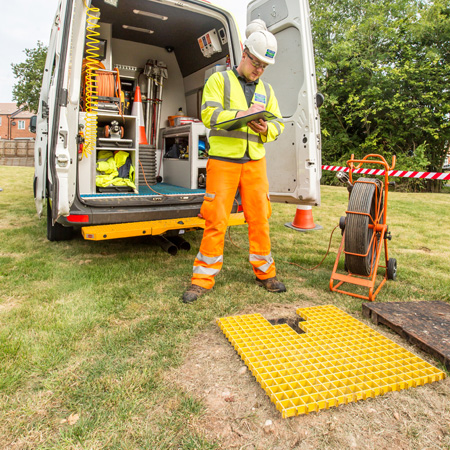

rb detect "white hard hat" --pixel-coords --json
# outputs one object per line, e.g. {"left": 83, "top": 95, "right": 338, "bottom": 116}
{"left": 245, "top": 19, "right": 267, "bottom": 38}
{"left": 244, "top": 29, "right": 277, "bottom": 65}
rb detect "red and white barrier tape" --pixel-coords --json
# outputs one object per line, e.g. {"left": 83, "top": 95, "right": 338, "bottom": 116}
{"left": 322, "top": 165, "right": 450, "bottom": 181}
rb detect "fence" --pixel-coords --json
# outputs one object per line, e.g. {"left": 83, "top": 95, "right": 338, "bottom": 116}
{"left": 0, "top": 140, "right": 35, "bottom": 167}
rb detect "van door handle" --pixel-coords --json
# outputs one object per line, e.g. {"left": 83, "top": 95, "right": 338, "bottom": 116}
{"left": 56, "top": 154, "right": 70, "bottom": 168}
{"left": 59, "top": 130, "right": 68, "bottom": 149}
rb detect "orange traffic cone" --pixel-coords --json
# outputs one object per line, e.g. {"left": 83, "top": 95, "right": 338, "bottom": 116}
{"left": 285, "top": 205, "right": 323, "bottom": 232}
{"left": 131, "top": 86, "right": 148, "bottom": 145}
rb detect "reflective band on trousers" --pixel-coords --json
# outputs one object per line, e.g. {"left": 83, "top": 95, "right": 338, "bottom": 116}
{"left": 249, "top": 253, "right": 274, "bottom": 273}
{"left": 193, "top": 252, "right": 223, "bottom": 276}
{"left": 195, "top": 252, "right": 223, "bottom": 265}
{"left": 193, "top": 266, "right": 221, "bottom": 276}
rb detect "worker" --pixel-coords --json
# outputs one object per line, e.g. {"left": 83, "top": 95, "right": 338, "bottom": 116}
{"left": 182, "top": 22, "right": 285, "bottom": 303}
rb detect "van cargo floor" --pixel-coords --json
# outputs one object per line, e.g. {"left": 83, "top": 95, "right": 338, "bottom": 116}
{"left": 80, "top": 183, "right": 205, "bottom": 199}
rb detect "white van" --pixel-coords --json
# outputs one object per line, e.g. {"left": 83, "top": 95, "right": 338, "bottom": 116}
{"left": 33, "top": 0, "right": 322, "bottom": 243}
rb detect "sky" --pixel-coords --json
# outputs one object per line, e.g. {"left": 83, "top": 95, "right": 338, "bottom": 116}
{"left": 0, "top": 0, "right": 250, "bottom": 103}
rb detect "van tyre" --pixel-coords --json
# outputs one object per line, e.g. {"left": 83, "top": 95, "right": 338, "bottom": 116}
{"left": 387, "top": 258, "right": 397, "bottom": 281}
{"left": 47, "top": 198, "right": 73, "bottom": 241}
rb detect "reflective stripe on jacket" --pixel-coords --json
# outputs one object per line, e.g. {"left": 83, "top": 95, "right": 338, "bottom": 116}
{"left": 201, "top": 70, "right": 284, "bottom": 160}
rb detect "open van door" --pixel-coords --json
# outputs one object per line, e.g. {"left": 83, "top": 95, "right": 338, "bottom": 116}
{"left": 247, "top": 0, "right": 321, "bottom": 206}
{"left": 36, "top": 0, "right": 84, "bottom": 230}
{"left": 34, "top": 2, "right": 67, "bottom": 218}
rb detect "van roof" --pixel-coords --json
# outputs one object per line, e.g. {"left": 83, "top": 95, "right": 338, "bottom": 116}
{"left": 92, "top": 0, "right": 233, "bottom": 77}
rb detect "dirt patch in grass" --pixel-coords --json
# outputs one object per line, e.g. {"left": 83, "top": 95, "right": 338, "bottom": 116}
{"left": 169, "top": 302, "right": 450, "bottom": 450}
{"left": 0, "top": 297, "right": 21, "bottom": 315}
{"left": 0, "top": 389, "right": 63, "bottom": 450}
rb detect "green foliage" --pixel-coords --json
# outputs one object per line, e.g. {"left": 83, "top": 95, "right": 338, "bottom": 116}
{"left": 311, "top": 0, "right": 450, "bottom": 182}
{"left": 392, "top": 143, "right": 431, "bottom": 191}
{"left": 11, "top": 41, "right": 47, "bottom": 112}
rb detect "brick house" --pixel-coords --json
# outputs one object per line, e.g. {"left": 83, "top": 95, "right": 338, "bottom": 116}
{"left": 444, "top": 153, "right": 450, "bottom": 171}
{"left": 0, "top": 103, "right": 36, "bottom": 140}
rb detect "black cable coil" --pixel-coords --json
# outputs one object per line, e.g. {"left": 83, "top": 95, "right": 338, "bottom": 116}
{"left": 344, "top": 178, "right": 383, "bottom": 276}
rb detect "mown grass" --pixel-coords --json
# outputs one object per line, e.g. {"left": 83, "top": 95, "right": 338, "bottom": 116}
{"left": 0, "top": 166, "right": 449, "bottom": 449}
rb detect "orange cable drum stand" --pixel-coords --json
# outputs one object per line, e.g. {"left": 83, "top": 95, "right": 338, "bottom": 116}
{"left": 330, "top": 154, "right": 397, "bottom": 301}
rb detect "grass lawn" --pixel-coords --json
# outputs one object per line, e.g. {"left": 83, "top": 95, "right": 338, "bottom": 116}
{"left": 0, "top": 165, "right": 449, "bottom": 449}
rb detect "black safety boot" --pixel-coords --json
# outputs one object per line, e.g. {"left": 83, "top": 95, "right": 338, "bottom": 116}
{"left": 182, "top": 284, "right": 210, "bottom": 303}
{"left": 256, "top": 276, "right": 287, "bottom": 293}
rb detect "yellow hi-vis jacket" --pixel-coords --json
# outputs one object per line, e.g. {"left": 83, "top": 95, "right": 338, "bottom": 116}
{"left": 201, "top": 70, "right": 284, "bottom": 160}
{"left": 96, "top": 150, "right": 136, "bottom": 190}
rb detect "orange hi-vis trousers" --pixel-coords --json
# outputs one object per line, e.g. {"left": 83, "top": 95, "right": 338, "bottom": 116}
{"left": 191, "top": 157, "right": 276, "bottom": 289}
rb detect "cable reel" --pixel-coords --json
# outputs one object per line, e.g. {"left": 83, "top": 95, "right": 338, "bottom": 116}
{"left": 344, "top": 178, "right": 383, "bottom": 276}
{"left": 330, "top": 154, "right": 397, "bottom": 302}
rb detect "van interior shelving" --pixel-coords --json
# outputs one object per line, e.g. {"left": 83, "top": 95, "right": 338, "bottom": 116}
{"left": 79, "top": 0, "right": 234, "bottom": 207}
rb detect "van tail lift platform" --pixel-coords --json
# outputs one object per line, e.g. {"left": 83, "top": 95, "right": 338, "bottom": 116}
{"left": 81, "top": 212, "right": 246, "bottom": 241}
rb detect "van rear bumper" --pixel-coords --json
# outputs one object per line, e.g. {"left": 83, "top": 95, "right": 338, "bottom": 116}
{"left": 57, "top": 196, "right": 239, "bottom": 227}
{"left": 81, "top": 213, "right": 246, "bottom": 241}
{"left": 57, "top": 196, "right": 206, "bottom": 226}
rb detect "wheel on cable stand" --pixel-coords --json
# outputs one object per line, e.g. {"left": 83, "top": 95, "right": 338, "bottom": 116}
{"left": 344, "top": 178, "right": 384, "bottom": 276}
{"left": 387, "top": 258, "right": 397, "bottom": 280}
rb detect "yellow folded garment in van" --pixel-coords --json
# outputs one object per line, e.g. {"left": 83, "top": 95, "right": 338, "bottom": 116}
{"left": 96, "top": 151, "right": 116, "bottom": 174}
{"left": 114, "top": 151, "right": 130, "bottom": 169}
{"left": 96, "top": 150, "right": 136, "bottom": 190}
{"left": 97, "top": 159, "right": 117, "bottom": 174}
{"left": 110, "top": 177, "right": 137, "bottom": 189}
{"left": 96, "top": 173, "right": 119, "bottom": 187}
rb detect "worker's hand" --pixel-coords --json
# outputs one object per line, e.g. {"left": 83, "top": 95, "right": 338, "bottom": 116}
{"left": 248, "top": 118, "right": 268, "bottom": 135}
{"left": 235, "top": 102, "right": 264, "bottom": 118}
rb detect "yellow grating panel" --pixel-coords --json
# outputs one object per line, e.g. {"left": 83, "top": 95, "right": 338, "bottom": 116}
{"left": 217, "top": 305, "right": 446, "bottom": 418}
{"left": 82, "top": 212, "right": 246, "bottom": 240}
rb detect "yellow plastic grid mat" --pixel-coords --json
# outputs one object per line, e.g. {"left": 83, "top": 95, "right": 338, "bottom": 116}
{"left": 217, "top": 305, "right": 445, "bottom": 418}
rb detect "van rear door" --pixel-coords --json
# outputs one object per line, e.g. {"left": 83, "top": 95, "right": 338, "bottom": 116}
{"left": 34, "top": 1, "right": 68, "bottom": 218}
{"left": 46, "top": 0, "right": 84, "bottom": 220}
{"left": 247, "top": 0, "right": 321, "bottom": 206}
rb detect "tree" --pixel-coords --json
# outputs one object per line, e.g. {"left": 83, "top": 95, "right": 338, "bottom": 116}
{"left": 310, "top": 0, "right": 450, "bottom": 190}
{"left": 11, "top": 41, "right": 47, "bottom": 113}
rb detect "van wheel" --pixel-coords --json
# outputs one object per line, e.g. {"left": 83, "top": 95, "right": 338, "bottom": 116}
{"left": 47, "top": 198, "right": 73, "bottom": 241}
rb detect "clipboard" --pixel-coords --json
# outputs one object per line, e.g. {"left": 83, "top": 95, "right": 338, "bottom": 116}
{"left": 213, "top": 110, "right": 279, "bottom": 131}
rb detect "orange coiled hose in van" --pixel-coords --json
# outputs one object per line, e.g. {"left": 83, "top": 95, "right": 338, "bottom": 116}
{"left": 96, "top": 68, "right": 123, "bottom": 115}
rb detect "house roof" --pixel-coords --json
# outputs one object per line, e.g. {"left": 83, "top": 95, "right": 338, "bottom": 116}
{"left": 0, "top": 103, "right": 35, "bottom": 118}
